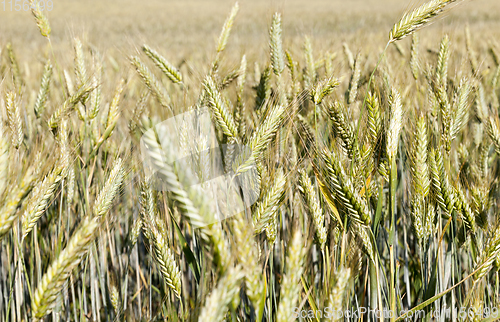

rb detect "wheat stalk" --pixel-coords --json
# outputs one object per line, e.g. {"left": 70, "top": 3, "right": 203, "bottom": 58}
{"left": 0, "top": 124, "right": 9, "bottom": 199}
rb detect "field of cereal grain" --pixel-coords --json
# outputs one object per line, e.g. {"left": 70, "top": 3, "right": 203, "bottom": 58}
{"left": 2, "top": 0, "right": 500, "bottom": 320}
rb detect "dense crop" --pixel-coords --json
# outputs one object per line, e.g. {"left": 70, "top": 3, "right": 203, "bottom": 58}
{"left": 1, "top": 0, "right": 500, "bottom": 321}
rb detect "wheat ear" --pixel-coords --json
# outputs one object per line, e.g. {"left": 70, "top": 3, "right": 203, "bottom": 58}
{"left": 130, "top": 56, "right": 171, "bottom": 111}
{"left": 303, "top": 36, "right": 316, "bottom": 90}
{"left": 5, "top": 91, "right": 23, "bottom": 149}
{"left": 465, "top": 23, "right": 478, "bottom": 74}
{"left": 212, "top": 2, "right": 239, "bottom": 72}
{"left": 276, "top": 229, "right": 305, "bottom": 322}
{"left": 410, "top": 116, "right": 430, "bottom": 241}
{"left": 298, "top": 169, "right": 327, "bottom": 249}
{"left": 473, "top": 225, "right": 500, "bottom": 281}
{"left": 328, "top": 101, "right": 358, "bottom": 160}
{"left": 31, "top": 216, "right": 101, "bottom": 318}
{"left": 318, "top": 148, "right": 371, "bottom": 226}
{"left": 270, "top": 13, "right": 285, "bottom": 77}
{"left": 143, "top": 45, "right": 183, "bottom": 84}
{"left": 34, "top": 60, "right": 52, "bottom": 118}
{"left": 145, "top": 218, "right": 182, "bottom": 298}
{"left": 232, "top": 102, "right": 286, "bottom": 175}
{"left": 199, "top": 266, "right": 243, "bottom": 321}
{"left": 73, "top": 38, "right": 87, "bottom": 90}
{"left": 89, "top": 57, "right": 102, "bottom": 120}
{"left": 94, "top": 158, "right": 125, "bottom": 218}
{"left": 386, "top": 88, "right": 403, "bottom": 161}
{"left": 343, "top": 42, "right": 355, "bottom": 70}
{"left": 6, "top": 43, "right": 23, "bottom": 90}
{"left": 22, "top": 155, "right": 69, "bottom": 238}
{"left": 389, "top": 0, "right": 458, "bottom": 42}
{"left": 348, "top": 53, "right": 362, "bottom": 105}
{"left": 410, "top": 33, "right": 420, "bottom": 80}
{"left": 0, "top": 168, "right": 36, "bottom": 240}
{"left": 327, "top": 267, "right": 351, "bottom": 318}
{"left": 31, "top": 158, "right": 124, "bottom": 318}
{"left": 142, "top": 128, "right": 230, "bottom": 271}
{"left": 254, "top": 65, "right": 271, "bottom": 110}
{"left": 29, "top": 0, "right": 51, "bottom": 38}
{"left": 312, "top": 77, "right": 339, "bottom": 105}
{"left": 47, "top": 83, "right": 94, "bottom": 129}
{"left": 204, "top": 75, "right": 239, "bottom": 139}
{"left": 429, "top": 148, "right": 455, "bottom": 217}
{"left": 232, "top": 213, "right": 264, "bottom": 317}
{"left": 253, "top": 169, "right": 286, "bottom": 233}
{"left": 488, "top": 116, "right": 500, "bottom": 156}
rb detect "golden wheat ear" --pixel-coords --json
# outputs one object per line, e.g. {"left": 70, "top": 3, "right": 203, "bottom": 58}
{"left": 389, "top": 0, "right": 460, "bottom": 43}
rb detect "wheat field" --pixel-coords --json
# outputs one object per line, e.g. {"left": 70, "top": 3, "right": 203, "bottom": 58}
{"left": 1, "top": 0, "right": 500, "bottom": 321}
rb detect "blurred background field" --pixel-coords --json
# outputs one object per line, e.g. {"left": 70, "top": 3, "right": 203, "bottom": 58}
{"left": 2, "top": 0, "right": 500, "bottom": 63}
